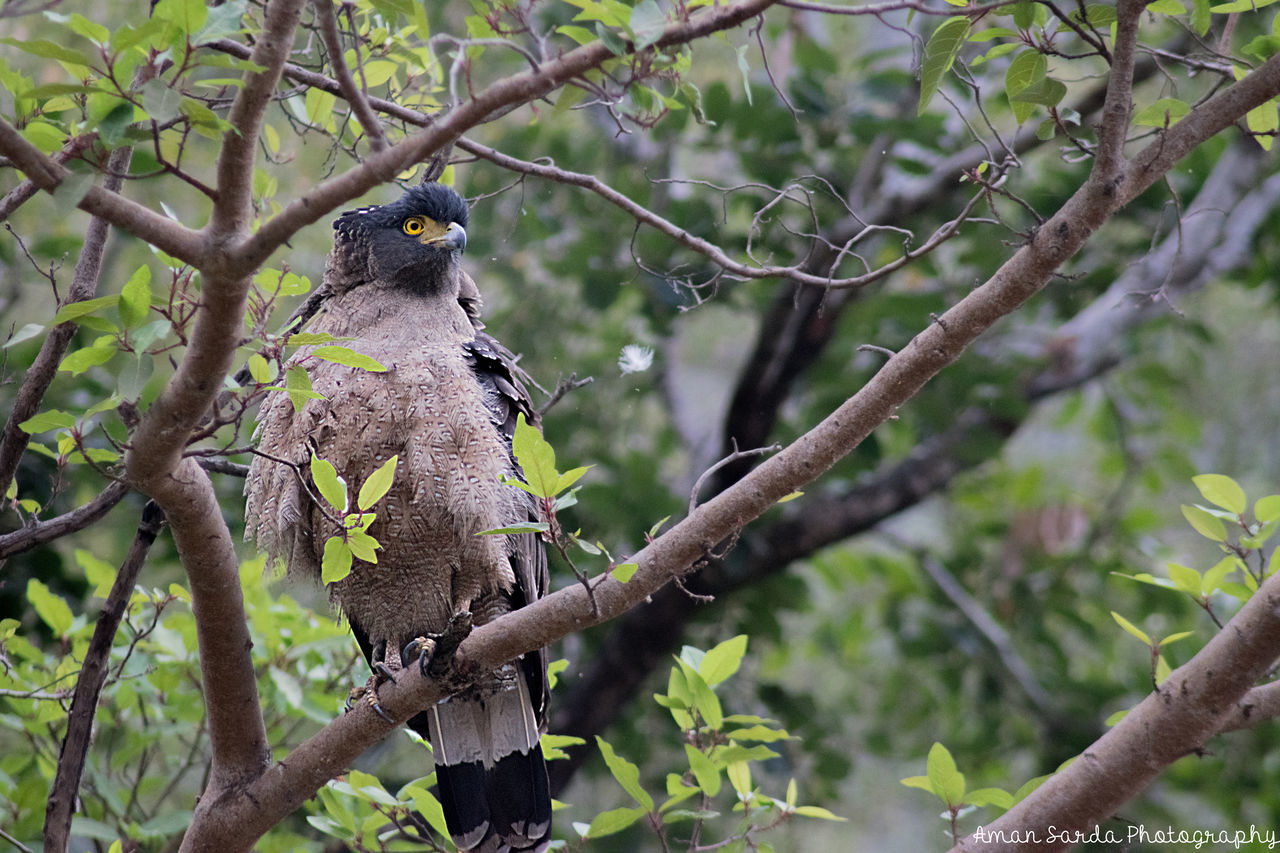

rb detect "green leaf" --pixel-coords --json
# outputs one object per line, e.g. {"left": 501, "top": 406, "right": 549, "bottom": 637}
{"left": 1256, "top": 495, "right": 1280, "bottom": 523}
{"left": 1209, "top": 0, "right": 1276, "bottom": 10}
{"left": 1005, "top": 49, "right": 1046, "bottom": 97}
{"left": 900, "top": 774, "right": 935, "bottom": 792}
{"left": 1134, "top": 97, "right": 1191, "bottom": 127}
{"left": 27, "top": 578, "right": 73, "bottom": 635}
{"left": 1112, "top": 610, "right": 1151, "bottom": 645}
{"left": 357, "top": 455, "right": 399, "bottom": 511}
{"left": 966, "top": 787, "right": 1015, "bottom": 809}
{"left": 1166, "top": 562, "right": 1202, "bottom": 597}
{"left": 685, "top": 743, "right": 721, "bottom": 796}
{"left": 629, "top": 0, "right": 666, "bottom": 49}
{"left": 321, "top": 537, "right": 353, "bottom": 584}
{"left": 1191, "top": 0, "right": 1211, "bottom": 33}
{"left": 1159, "top": 630, "right": 1194, "bottom": 647}
{"left": 926, "top": 742, "right": 964, "bottom": 805}
{"left": 513, "top": 413, "right": 560, "bottom": 498}
{"left": 284, "top": 364, "right": 322, "bottom": 412}
{"left": 0, "top": 37, "right": 95, "bottom": 66}
{"left": 555, "top": 465, "right": 592, "bottom": 493}
{"left": 404, "top": 782, "right": 452, "bottom": 841}
{"left": 1202, "top": 556, "right": 1238, "bottom": 594}
{"left": 918, "top": 17, "right": 970, "bottom": 115}
{"left": 247, "top": 354, "right": 274, "bottom": 383}
{"left": 1146, "top": 0, "right": 1184, "bottom": 12}
{"left": 726, "top": 760, "right": 751, "bottom": 796}
{"left": 596, "top": 737, "right": 654, "bottom": 810}
{"left": 19, "top": 410, "right": 76, "bottom": 434}
{"left": 585, "top": 806, "right": 647, "bottom": 838}
{"left": 699, "top": 634, "right": 747, "bottom": 686}
{"left": 4, "top": 322, "right": 46, "bottom": 349}
{"left": 346, "top": 528, "right": 380, "bottom": 563}
{"left": 311, "top": 454, "right": 348, "bottom": 512}
{"left": 311, "top": 345, "right": 386, "bottom": 373}
{"left": 792, "top": 805, "right": 847, "bottom": 821}
{"left": 680, "top": 661, "right": 723, "bottom": 729}
{"left": 1181, "top": 504, "right": 1228, "bottom": 541}
{"left": 1067, "top": 4, "right": 1117, "bottom": 26}
{"left": 118, "top": 266, "right": 152, "bottom": 329}
{"left": 735, "top": 44, "right": 753, "bottom": 106}
{"left": 52, "top": 294, "right": 120, "bottom": 325}
{"left": 610, "top": 562, "right": 638, "bottom": 583}
{"left": 60, "top": 345, "right": 116, "bottom": 375}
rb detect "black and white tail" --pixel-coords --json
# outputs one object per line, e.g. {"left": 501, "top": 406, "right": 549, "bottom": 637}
{"left": 410, "top": 671, "right": 551, "bottom": 852}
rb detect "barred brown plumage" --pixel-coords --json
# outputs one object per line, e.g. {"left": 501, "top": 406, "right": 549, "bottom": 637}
{"left": 245, "top": 183, "right": 551, "bottom": 853}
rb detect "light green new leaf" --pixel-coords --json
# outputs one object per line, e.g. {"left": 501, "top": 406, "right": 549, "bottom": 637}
{"left": 918, "top": 17, "right": 970, "bottom": 115}
{"left": 685, "top": 744, "right": 721, "bottom": 796}
{"left": 1181, "top": 504, "right": 1228, "bottom": 541}
{"left": 118, "top": 266, "right": 152, "bottom": 329}
{"left": 358, "top": 455, "right": 399, "bottom": 511}
{"left": 610, "top": 562, "right": 638, "bottom": 583}
{"left": 1257, "top": 495, "right": 1280, "bottom": 523}
{"left": 60, "top": 345, "right": 115, "bottom": 375}
{"left": 404, "top": 782, "right": 451, "bottom": 842}
{"left": 926, "top": 742, "right": 964, "bottom": 805}
{"left": 285, "top": 364, "right": 323, "bottom": 412}
{"left": 596, "top": 737, "right": 654, "bottom": 810}
{"left": 513, "top": 413, "right": 559, "bottom": 498}
{"left": 1159, "top": 630, "right": 1194, "bottom": 648}
{"left": 1166, "top": 562, "right": 1202, "bottom": 597}
{"left": 19, "top": 410, "right": 76, "bottom": 435}
{"left": 321, "top": 536, "right": 353, "bottom": 584}
{"left": 247, "top": 354, "right": 273, "bottom": 383}
{"left": 28, "top": 579, "right": 73, "bottom": 635}
{"left": 792, "top": 805, "right": 847, "bottom": 821}
{"left": 726, "top": 760, "right": 751, "bottom": 797}
{"left": 310, "top": 454, "right": 348, "bottom": 512}
{"left": 1202, "top": 556, "right": 1239, "bottom": 594}
{"left": 51, "top": 294, "right": 120, "bottom": 326}
{"left": 900, "top": 774, "right": 934, "bottom": 792}
{"left": 1134, "top": 97, "right": 1191, "bottom": 128}
{"left": 1211, "top": 0, "right": 1278, "bottom": 10}
{"left": 966, "top": 787, "right": 1015, "bottom": 809}
{"left": 585, "top": 806, "right": 647, "bottom": 838}
{"left": 555, "top": 465, "right": 592, "bottom": 493}
{"left": 1146, "top": 0, "right": 1184, "bottom": 12}
{"left": 311, "top": 345, "right": 387, "bottom": 373}
{"left": 346, "top": 528, "right": 380, "bottom": 564}
{"left": 1112, "top": 610, "right": 1151, "bottom": 645}
{"left": 699, "top": 634, "right": 747, "bottom": 686}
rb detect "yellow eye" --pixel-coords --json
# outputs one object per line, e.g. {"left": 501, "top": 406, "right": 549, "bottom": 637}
{"left": 402, "top": 216, "right": 426, "bottom": 236}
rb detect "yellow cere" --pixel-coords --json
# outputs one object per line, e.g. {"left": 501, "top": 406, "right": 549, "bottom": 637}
{"left": 402, "top": 215, "right": 450, "bottom": 242}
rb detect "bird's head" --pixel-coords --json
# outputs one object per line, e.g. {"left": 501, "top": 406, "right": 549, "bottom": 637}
{"left": 332, "top": 183, "right": 470, "bottom": 294}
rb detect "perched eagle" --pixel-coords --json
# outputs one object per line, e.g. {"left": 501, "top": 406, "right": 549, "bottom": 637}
{"left": 245, "top": 183, "right": 551, "bottom": 853}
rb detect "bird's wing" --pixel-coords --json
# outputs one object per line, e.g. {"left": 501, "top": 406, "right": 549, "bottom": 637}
{"left": 463, "top": 331, "right": 550, "bottom": 724}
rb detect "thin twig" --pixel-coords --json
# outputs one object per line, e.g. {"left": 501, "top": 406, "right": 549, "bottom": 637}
{"left": 43, "top": 502, "right": 165, "bottom": 853}
{"left": 688, "top": 440, "right": 781, "bottom": 515}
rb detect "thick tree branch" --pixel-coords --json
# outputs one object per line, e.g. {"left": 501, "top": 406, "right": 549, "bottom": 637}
{"left": 952, "top": 570, "right": 1280, "bottom": 852}
{"left": 234, "top": 0, "right": 781, "bottom": 273}
{"left": 209, "top": 0, "right": 305, "bottom": 242}
{"left": 312, "top": 0, "right": 388, "bottom": 152}
{"left": 179, "top": 45, "right": 1280, "bottom": 853}
{"left": 1094, "top": 0, "right": 1144, "bottom": 180}
{"left": 0, "top": 145, "right": 132, "bottom": 498}
{"left": 0, "top": 122, "right": 206, "bottom": 265}
{"left": 0, "top": 481, "right": 131, "bottom": 562}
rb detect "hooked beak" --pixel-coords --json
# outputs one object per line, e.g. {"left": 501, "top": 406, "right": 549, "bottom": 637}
{"left": 421, "top": 221, "right": 467, "bottom": 253}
